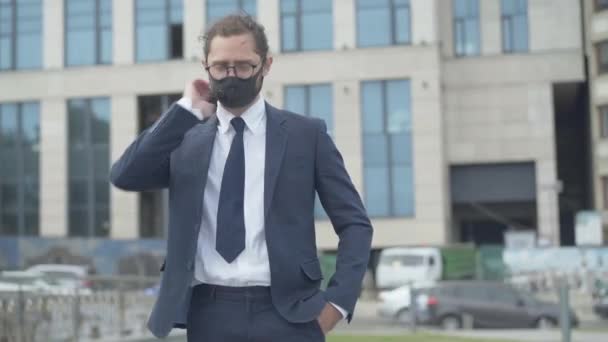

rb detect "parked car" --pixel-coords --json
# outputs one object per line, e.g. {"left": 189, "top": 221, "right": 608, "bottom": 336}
{"left": 144, "top": 283, "right": 160, "bottom": 297}
{"left": 377, "top": 281, "right": 436, "bottom": 323}
{"left": 0, "top": 270, "right": 53, "bottom": 294}
{"left": 593, "top": 296, "right": 608, "bottom": 319}
{"left": 413, "top": 281, "right": 579, "bottom": 330}
{"left": 0, "top": 269, "right": 92, "bottom": 296}
{"left": 375, "top": 246, "right": 476, "bottom": 290}
{"left": 26, "top": 264, "right": 93, "bottom": 293}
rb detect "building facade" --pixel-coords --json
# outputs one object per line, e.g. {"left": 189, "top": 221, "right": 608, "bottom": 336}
{"left": 585, "top": 0, "right": 608, "bottom": 243}
{"left": 0, "top": 0, "right": 590, "bottom": 249}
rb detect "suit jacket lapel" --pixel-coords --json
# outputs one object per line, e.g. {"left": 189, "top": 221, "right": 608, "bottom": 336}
{"left": 264, "top": 103, "right": 287, "bottom": 219}
{"left": 189, "top": 116, "right": 218, "bottom": 213}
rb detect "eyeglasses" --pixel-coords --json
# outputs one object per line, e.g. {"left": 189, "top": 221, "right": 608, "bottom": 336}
{"left": 205, "top": 62, "right": 259, "bottom": 79}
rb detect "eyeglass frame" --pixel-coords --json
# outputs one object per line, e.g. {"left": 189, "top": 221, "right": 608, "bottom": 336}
{"left": 203, "top": 58, "right": 266, "bottom": 80}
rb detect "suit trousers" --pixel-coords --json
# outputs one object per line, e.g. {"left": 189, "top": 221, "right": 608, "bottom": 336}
{"left": 187, "top": 283, "right": 325, "bottom": 342}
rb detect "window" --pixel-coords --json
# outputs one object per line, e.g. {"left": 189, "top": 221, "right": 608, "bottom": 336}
{"left": 501, "top": 0, "right": 528, "bottom": 53}
{"left": 600, "top": 106, "right": 608, "bottom": 138}
{"left": 68, "top": 98, "right": 111, "bottom": 237}
{"left": 280, "top": 0, "right": 333, "bottom": 52}
{"left": 597, "top": 41, "right": 608, "bottom": 74}
{"left": 603, "top": 176, "right": 608, "bottom": 210}
{"left": 597, "top": 0, "right": 608, "bottom": 12}
{"left": 137, "top": 94, "right": 180, "bottom": 238}
{"left": 135, "top": 0, "right": 183, "bottom": 62}
{"left": 65, "top": 0, "right": 112, "bottom": 66}
{"left": 453, "top": 0, "right": 480, "bottom": 57}
{"left": 484, "top": 285, "right": 519, "bottom": 305}
{"left": 206, "top": 0, "right": 256, "bottom": 25}
{"left": 284, "top": 84, "right": 333, "bottom": 219}
{"left": 361, "top": 80, "right": 414, "bottom": 217}
{"left": 0, "top": 102, "right": 39, "bottom": 236}
{"left": 356, "top": 0, "right": 410, "bottom": 47}
{"left": 0, "top": 0, "right": 42, "bottom": 70}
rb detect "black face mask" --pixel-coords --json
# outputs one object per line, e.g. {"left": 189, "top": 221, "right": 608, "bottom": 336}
{"left": 209, "top": 65, "right": 264, "bottom": 109}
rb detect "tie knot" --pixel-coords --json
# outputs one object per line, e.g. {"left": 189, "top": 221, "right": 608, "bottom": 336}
{"left": 231, "top": 117, "right": 246, "bottom": 134}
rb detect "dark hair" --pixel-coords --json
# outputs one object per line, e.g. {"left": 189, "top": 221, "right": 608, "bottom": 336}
{"left": 200, "top": 15, "right": 269, "bottom": 61}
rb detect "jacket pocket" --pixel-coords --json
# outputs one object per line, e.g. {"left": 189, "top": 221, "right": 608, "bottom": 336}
{"left": 300, "top": 258, "right": 323, "bottom": 281}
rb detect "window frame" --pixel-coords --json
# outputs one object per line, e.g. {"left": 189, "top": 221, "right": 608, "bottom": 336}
{"left": 280, "top": 0, "right": 333, "bottom": 52}
{"left": 67, "top": 97, "right": 111, "bottom": 237}
{"left": 453, "top": 0, "right": 480, "bottom": 57}
{"left": 134, "top": 0, "right": 183, "bottom": 63}
{"left": 206, "top": 0, "right": 256, "bottom": 25}
{"left": 64, "top": 0, "right": 112, "bottom": 66}
{"left": 0, "top": 102, "right": 40, "bottom": 236}
{"left": 596, "top": 0, "right": 608, "bottom": 12}
{"left": 596, "top": 40, "right": 608, "bottom": 75}
{"left": 136, "top": 93, "right": 180, "bottom": 238}
{"left": 599, "top": 105, "right": 608, "bottom": 139}
{"left": 355, "top": 0, "right": 412, "bottom": 48}
{"left": 501, "top": 0, "right": 529, "bottom": 54}
{"left": 360, "top": 79, "right": 414, "bottom": 218}
{"left": 602, "top": 175, "right": 608, "bottom": 210}
{"left": 283, "top": 83, "right": 334, "bottom": 220}
{"left": 0, "top": 0, "right": 42, "bottom": 71}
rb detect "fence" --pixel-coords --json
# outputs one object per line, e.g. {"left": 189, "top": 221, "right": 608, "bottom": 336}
{"left": 0, "top": 276, "right": 158, "bottom": 342}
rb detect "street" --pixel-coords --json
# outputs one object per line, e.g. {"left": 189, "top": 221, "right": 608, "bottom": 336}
{"left": 111, "top": 300, "right": 608, "bottom": 342}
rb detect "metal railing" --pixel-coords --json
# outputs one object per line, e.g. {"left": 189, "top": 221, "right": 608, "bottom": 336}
{"left": 0, "top": 276, "right": 159, "bottom": 342}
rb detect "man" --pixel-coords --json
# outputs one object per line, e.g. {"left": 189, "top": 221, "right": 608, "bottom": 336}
{"left": 111, "top": 15, "right": 373, "bottom": 341}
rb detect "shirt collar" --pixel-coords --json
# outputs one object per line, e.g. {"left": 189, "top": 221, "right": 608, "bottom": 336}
{"left": 216, "top": 96, "right": 266, "bottom": 135}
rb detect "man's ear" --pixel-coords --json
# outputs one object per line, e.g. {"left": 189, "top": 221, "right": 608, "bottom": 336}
{"left": 263, "top": 55, "right": 273, "bottom": 77}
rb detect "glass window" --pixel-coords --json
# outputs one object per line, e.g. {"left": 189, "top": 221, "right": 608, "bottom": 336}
{"left": 357, "top": 0, "right": 410, "bottom": 47}
{"left": 600, "top": 106, "right": 608, "bottom": 138}
{"left": 284, "top": 84, "right": 333, "bottom": 219}
{"left": 0, "top": 102, "right": 39, "bottom": 236}
{"left": 483, "top": 285, "right": 518, "bottom": 304}
{"left": 453, "top": 0, "right": 480, "bottom": 57}
{"left": 361, "top": 80, "right": 414, "bottom": 217}
{"left": 501, "top": 0, "right": 528, "bottom": 53}
{"left": 597, "top": 41, "right": 608, "bottom": 74}
{"left": 280, "top": 0, "right": 333, "bottom": 52}
{"left": 137, "top": 94, "right": 180, "bottom": 238}
{"left": 68, "top": 97, "right": 111, "bottom": 237}
{"left": 0, "top": 0, "right": 41, "bottom": 71}
{"left": 206, "top": 0, "right": 256, "bottom": 25}
{"left": 603, "top": 176, "right": 608, "bottom": 210}
{"left": 597, "top": 0, "right": 608, "bottom": 11}
{"left": 135, "top": 0, "right": 183, "bottom": 62}
{"left": 65, "top": 0, "right": 112, "bottom": 66}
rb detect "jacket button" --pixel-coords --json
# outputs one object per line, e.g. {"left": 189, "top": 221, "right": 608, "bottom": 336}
{"left": 187, "top": 259, "right": 194, "bottom": 271}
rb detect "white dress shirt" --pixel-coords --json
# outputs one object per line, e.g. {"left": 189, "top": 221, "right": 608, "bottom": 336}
{"left": 176, "top": 96, "right": 347, "bottom": 318}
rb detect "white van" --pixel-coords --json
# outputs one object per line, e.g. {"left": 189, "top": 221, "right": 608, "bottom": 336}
{"left": 375, "top": 247, "right": 442, "bottom": 290}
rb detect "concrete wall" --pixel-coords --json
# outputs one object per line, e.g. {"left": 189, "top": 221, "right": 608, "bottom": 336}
{"left": 3, "top": 0, "right": 589, "bottom": 247}
{"left": 529, "top": 0, "right": 582, "bottom": 52}
{"left": 587, "top": 2, "right": 608, "bottom": 212}
{"left": 0, "top": 0, "right": 448, "bottom": 248}
{"left": 439, "top": 0, "right": 582, "bottom": 58}
{"left": 270, "top": 46, "right": 447, "bottom": 249}
{"left": 39, "top": 99, "right": 68, "bottom": 237}
{"left": 439, "top": 0, "right": 584, "bottom": 245}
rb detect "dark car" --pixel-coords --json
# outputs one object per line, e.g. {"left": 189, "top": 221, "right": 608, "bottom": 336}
{"left": 413, "top": 281, "right": 578, "bottom": 330}
{"left": 593, "top": 297, "right": 608, "bottom": 319}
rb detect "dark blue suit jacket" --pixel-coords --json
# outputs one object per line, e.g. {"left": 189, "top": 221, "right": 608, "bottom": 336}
{"left": 110, "top": 102, "right": 373, "bottom": 338}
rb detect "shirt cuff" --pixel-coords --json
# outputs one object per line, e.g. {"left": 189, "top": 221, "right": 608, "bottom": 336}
{"left": 329, "top": 302, "right": 348, "bottom": 320}
{"left": 176, "top": 97, "right": 203, "bottom": 120}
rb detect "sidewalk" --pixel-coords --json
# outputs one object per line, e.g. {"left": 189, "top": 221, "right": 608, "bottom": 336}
{"left": 436, "top": 329, "right": 608, "bottom": 342}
